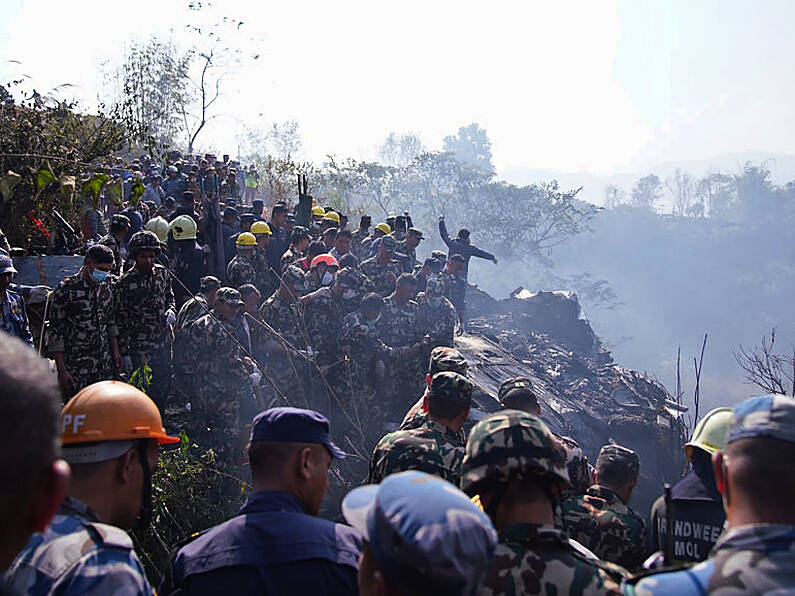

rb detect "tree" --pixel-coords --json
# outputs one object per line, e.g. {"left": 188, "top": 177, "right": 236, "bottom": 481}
{"left": 666, "top": 168, "right": 694, "bottom": 216}
{"left": 631, "top": 174, "right": 662, "bottom": 210}
{"left": 442, "top": 123, "right": 495, "bottom": 176}
{"left": 735, "top": 329, "right": 795, "bottom": 396}
{"left": 604, "top": 184, "right": 625, "bottom": 209}
{"left": 695, "top": 172, "right": 735, "bottom": 219}
{"left": 377, "top": 132, "right": 424, "bottom": 166}
{"left": 734, "top": 161, "right": 776, "bottom": 219}
{"left": 105, "top": 36, "right": 193, "bottom": 152}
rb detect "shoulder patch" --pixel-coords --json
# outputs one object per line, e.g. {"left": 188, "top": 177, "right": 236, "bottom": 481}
{"left": 86, "top": 522, "right": 134, "bottom": 550}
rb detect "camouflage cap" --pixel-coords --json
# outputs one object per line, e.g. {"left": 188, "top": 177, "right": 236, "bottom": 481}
{"left": 379, "top": 234, "right": 397, "bottom": 251}
{"left": 215, "top": 287, "right": 244, "bottom": 306}
{"left": 428, "top": 371, "right": 473, "bottom": 404}
{"left": 111, "top": 213, "right": 130, "bottom": 227}
{"left": 342, "top": 471, "right": 497, "bottom": 592}
{"left": 428, "top": 346, "right": 468, "bottom": 376}
{"left": 128, "top": 230, "right": 161, "bottom": 254}
{"left": 200, "top": 275, "right": 221, "bottom": 291}
{"left": 498, "top": 377, "right": 536, "bottom": 404}
{"left": 727, "top": 394, "right": 795, "bottom": 445}
{"left": 335, "top": 267, "right": 366, "bottom": 290}
{"left": 460, "top": 410, "right": 569, "bottom": 495}
{"left": 596, "top": 444, "right": 640, "bottom": 473}
{"left": 282, "top": 264, "right": 307, "bottom": 288}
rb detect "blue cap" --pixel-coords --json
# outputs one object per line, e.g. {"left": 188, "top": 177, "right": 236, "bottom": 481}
{"left": 727, "top": 394, "right": 795, "bottom": 445}
{"left": 342, "top": 471, "right": 497, "bottom": 592}
{"left": 250, "top": 407, "right": 346, "bottom": 458}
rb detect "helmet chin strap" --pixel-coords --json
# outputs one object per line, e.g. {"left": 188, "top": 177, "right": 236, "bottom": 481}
{"left": 136, "top": 440, "right": 153, "bottom": 530}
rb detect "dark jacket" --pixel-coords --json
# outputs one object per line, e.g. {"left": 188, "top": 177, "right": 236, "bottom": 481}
{"left": 165, "top": 490, "right": 361, "bottom": 596}
{"left": 438, "top": 219, "right": 494, "bottom": 280}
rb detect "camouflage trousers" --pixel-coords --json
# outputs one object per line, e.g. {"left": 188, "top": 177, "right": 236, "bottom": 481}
{"left": 131, "top": 342, "right": 172, "bottom": 410}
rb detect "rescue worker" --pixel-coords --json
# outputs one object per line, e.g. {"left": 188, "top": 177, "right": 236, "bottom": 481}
{"left": 350, "top": 215, "right": 371, "bottom": 260}
{"left": 310, "top": 205, "right": 326, "bottom": 236}
{"left": 321, "top": 210, "right": 341, "bottom": 233}
{"left": 166, "top": 407, "right": 360, "bottom": 595}
{"left": 224, "top": 212, "right": 254, "bottom": 266}
{"left": 360, "top": 234, "right": 402, "bottom": 297}
{"left": 186, "top": 287, "right": 258, "bottom": 459}
{"left": 417, "top": 274, "right": 458, "bottom": 348}
{"left": 444, "top": 253, "right": 468, "bottom": 326}
{"left": 243, "top": 164, "right": 259, "bottom": 204}
{"left": 627, "top": 394, "right": 795, "bottom": 594}
{"left": 0, "top": 333, "right": 68, "bottom": 577}
{"left": 250, "top": 221, "right": 276, "bottom": 300}
{"left": 397, "top": 227, "right": 423, "bottom": 271}
{"left": 48, "top": 244, "right": 120, "bottom": 397}
{"left": 438, "top": 214, "right": 497, "bottom": 281}
{"left": 227, "top": 232, "right": 257, "bottom": 289}
{"left": 367, "top": 371, "right": 472, "bottom": 486}
{"left": 359, "top": 221, "right": 390, "bottom": 259}
{"left": 98, "top": 213, "right": 130, "bottom": 276}
{"left": 0, "top": 253, "right": 33, "bottom": 348}
{"left": 280, "top": 226, "right": 311, "bottom": 273}
{"left": 330, "top": 228, "right": 352, "bottom": 262}
{"left": 342, "top": 470, "right": 497, "bottom": 596}
{"left": 251, "top": 198, "right": 265, "bottom": 222}
{"left": 322, "top": 227, "right": 338, "bottom": 253}
{"left": 306, "top": 253, "right": 338, "bottom": 293}
{"left": 266, "top": 203, "right": 290, "bottom": 283}
{"left": 647, "top": 406, "right": 731, "bottom": 563}
{"left": 413, "top": 256, "right": 443, "bottom": 296}
{"left": 169, "top": 215, "right": 206, "bottom": 308}
{"left": 115, "top": 231, "right": 175, "bottom": 407}
{"left": 163, "top": 163, "right": 188, "bottom": 198}
{"left": 561, "top": 444, "right": 647, "bottom": 570}
{"left": 497, "top": 377, "right": 593, "bottom": 497}
{"left": 460, "top": 410, "right": 625, "bottom": 595}
{"left": 5, "top": 381, "right": 179, "bottom": 596}
{"left": 295, "top": 240, "right": 327, "bottom": 273}
{"left": 146, "top": 215, "right": 173, "bottom": 271}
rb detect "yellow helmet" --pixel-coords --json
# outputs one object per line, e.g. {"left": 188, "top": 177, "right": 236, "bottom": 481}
{"left": 169, "top": 215, "right": 197, "bottom": 241}
{"left": 236, "top": 232, "right": 257, "bottom": 246}
{"left": 323, "top": 211, "right": 340, "bottom": 225}
{"left": 312, "top": 205, "right": 326, "bottom": 217}
{"left": 685, "top": 407, "right": 733, "bottom": 458}
{"left": 145, "top": 216, "right": 170, "bottom": 243}
{"left": 375, "top": 222, "right": 392, "bottom": 235}
{"left": 250, "top": 221, "right": 272, "bottom": 236}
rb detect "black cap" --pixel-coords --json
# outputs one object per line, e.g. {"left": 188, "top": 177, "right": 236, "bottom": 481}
{"left": 250, "top": 407, "right": 345, "bottom": 459}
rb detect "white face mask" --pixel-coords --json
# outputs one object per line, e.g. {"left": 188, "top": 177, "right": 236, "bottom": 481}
{"left": 321, "top": 271, "right": 334, "bottom": 286}
{"left": 342, "top": 289, "right": 358, "bottom": 300}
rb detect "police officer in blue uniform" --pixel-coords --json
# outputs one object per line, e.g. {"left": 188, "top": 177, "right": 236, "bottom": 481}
{"left": 165, "top": 407, "right": 361, "bottom": 596}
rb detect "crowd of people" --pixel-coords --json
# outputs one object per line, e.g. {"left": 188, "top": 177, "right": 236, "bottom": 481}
{"left": 0, "top": 152, "right": 792, "bottom": 595}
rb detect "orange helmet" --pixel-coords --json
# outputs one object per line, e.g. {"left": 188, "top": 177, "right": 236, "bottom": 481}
{"left": 310, "top": 254, "right": 339, "bottom": 270}
{"left": 61, "top": 381, "right": 179, "bottom": 447}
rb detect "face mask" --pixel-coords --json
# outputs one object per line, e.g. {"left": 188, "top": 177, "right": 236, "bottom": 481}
{"left": 342, "top": 289, "right": 358, "bottom": 300}
{"left": 91, "top": 269, "right": 109, "bottom": 283}
{"left": 321, "top": 272, "right": 334, "bottom": 286}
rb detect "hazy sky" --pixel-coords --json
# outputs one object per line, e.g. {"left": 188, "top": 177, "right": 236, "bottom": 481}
{"left": 2, "top": 0, "right": 795, "bottom": 175}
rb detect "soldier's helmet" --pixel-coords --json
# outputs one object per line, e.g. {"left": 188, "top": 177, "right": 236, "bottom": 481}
{"left": 170, "top": 215, "right": 197, "bottom": 241}
{"left": 460, "top": 410, "right": 569, "bottom": 497}
{"left": 128, "top": 230, "right": 161, "bottom": 255}
{"left": 145, "top": 216, "right": 170, "bottom": 243}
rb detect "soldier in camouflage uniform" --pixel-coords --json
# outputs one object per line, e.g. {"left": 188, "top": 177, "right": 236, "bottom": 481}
{"left": 359, "top": 234, "right": 403, "bottom": 297}
{"left": 5, "top": 381, "right": 178, "bottom": 596}
{"left": 561, "top": 444, "right": 647, "bottom": 570}
{"left": 343, "top": 470, "right": 497, "bottom": 596}
{"left": 279, "top": 226, "right": 310, "bottom": 273}
{"left": 256, "top": 265, "right": 310, "bottom": 402}
{"left": 498, "top": 377, "right": 593, "bottom": 497}
{"left": 227, "top": 232, "right": 257, "bottom": 289}
{"left": 251, "top": 221, "right": 277, "bottom": 300}
{"left": 48, "top": 245, "right": 120, "bottom": 397}
{"left": 349, "top": 215, "right": 371, "bottom": 261}
{"left": 460, "top": 410, "right": 625, "bottom": 595}
{"left": 367, "top": 371, "right": 472, "bottom": 486}
{"left": 186, "top": 287, "right": 258, "bottom": 460}
{"left": 417, "top": 274, "right": 458, "bottom": 348}
{"left": 171, "top": 276, "right": 220, "bottom": 410}
{"left": 97, "top": 213, "right": 129, "bottom": 276}
{"left": 626, "top": 394, "right": 795, "bottom": 595}
{"left": 115, "top": 230, "right": 175, "bottom": 408}
{"left": 396, "top": 226, "right": 423, "bottom": 271}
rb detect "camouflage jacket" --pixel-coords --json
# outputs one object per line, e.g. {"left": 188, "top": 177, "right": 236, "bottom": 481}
{"left": 258, "top": 291, "right": 307, "bottom": 352}
{"left": 115, "top": 264, "right": 174, "bottom": 355}
{"left": 0, "top": 289, "right": 33, "bottom": 348}
{"left": 279, "top": 247, "right": 302, "bottom": 273}
{"left": 360, "top": 256, "right": 403, "bottom": 297}
{"left": 339, "top": 310, "right": 398, "bottom": 363}
{"left": 98, "top": 233, "right": 124, "bottom": 275}
{"left": 48, "top": 271, "right": 117, "bottom": 378}
{"left": 556, "top": 433, "right": 594, "bottom": 497}
{"left": 173, "top": 294, "right": 210, "bottom": 377}
{"left": 227, "top": 255, "right": 256, "bottom": 289}
{"left": 396, "top": 240, "right": 417, "bottom": 270}
{"left": 561, "top": 485, "right": 648, "bottom": 570}
{"left": 350, "top": 229, "right": 368, "bottom": 260}
{"left": 303, "top": 287, "right": 342, "bottom": 364}
{"left": 478, "top": 523, "right": 623, "bottom": 596}
{"left": 417, "top": 294, "right": 457, "bottom": 346}
{"left": 254, "top": 247, "right": 277, "bottom": 299}
{"left": 626, "top": 523, "right": 795, "bottom": 595}
{"left": 188, "top": 313, "right": 250, "bottom": 389}
{"left": 367, "top": 419, "right": 465, "bottom": 485}
{"left": 4, "top": 497, "right": 153, "bottom": 596}
{"left": 378, "top": 295, "right": 420, "bottom": 347}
